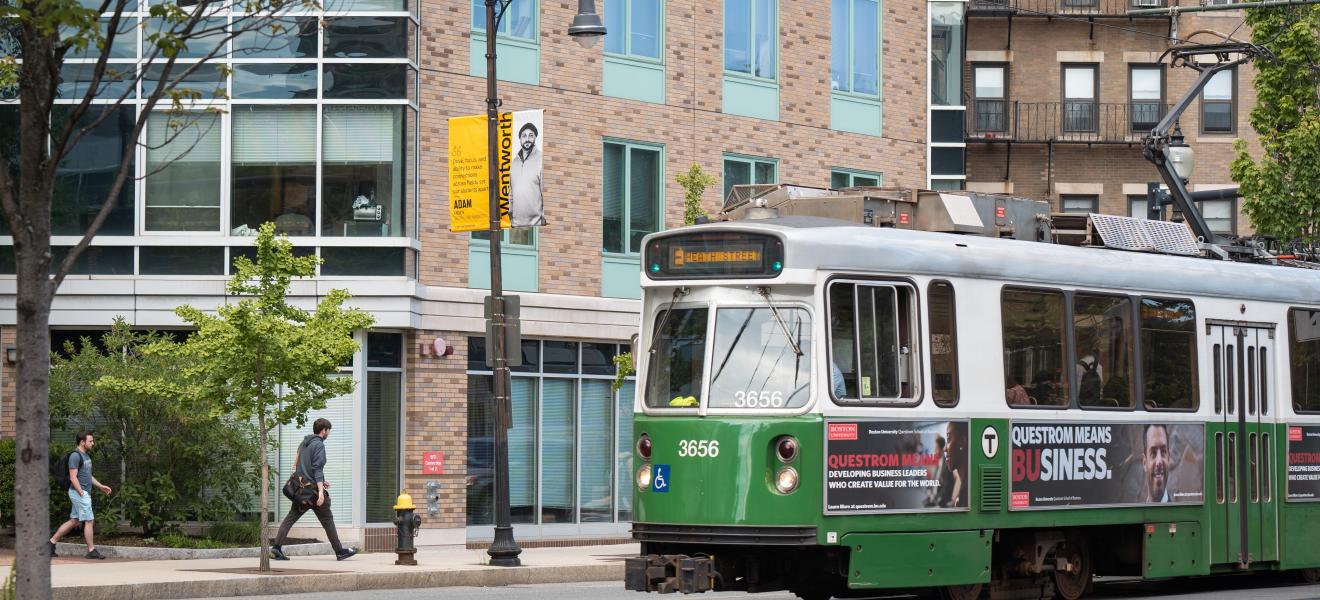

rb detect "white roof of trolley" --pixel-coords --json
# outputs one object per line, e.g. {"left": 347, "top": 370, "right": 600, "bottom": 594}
{"left": 643, "top": 217, "right": 1320, "bottom": 306}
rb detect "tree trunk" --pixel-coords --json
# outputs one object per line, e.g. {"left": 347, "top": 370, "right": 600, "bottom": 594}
{"left": 258, "top": 414, "right": 270, "bottom": 572}
{"left": 12, "top": 17, "right": 59, "bottom": 600}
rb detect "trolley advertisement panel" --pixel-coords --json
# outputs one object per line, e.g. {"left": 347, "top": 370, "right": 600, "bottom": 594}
{"left": 1010, "top": 422, "right": 1205, "bottom": 509}
{"left": 824, "top": 420, "right": 970, "bottom": 514}
{"left": 1287, "top": 425, "right": 1320, "bottom": 501}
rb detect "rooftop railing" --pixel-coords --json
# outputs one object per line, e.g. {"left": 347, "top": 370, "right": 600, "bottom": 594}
{"left": 967, "top": 0, "right": 1169, "bottom": 17}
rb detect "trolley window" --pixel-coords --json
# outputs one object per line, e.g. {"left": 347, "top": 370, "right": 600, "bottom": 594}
{"left": 1140, "top": 297, "right": 1198, "bottom": 411}
{"left": 828, "top": 281, "right": 917, "bottom": 403}
{"left": 1073, "top": 293, "right": 1134, "bottom": 409}
{"left": 1002, "top": 288, "right": 1068, "bottom": 407}
{"left": 645, "top": 307, "right": 708, "bottom": 409}
{"left": 1289, "top": 308, "right": 1320, "bottom": 413}
{"left": 708, "top": 307, "right": 812, "bottom": 409}
{"left": 929, "top": 281, "right": 959, "bottom": 407}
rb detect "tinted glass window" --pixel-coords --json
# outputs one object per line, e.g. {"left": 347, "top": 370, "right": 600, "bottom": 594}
{"left": 325, "top": 17, "right": 408, "bottom": 58}
{"left": 1141, "top": 298, "right": 1198, "bottom": 410}
{"left": 543, "top": 340, "right": 578, "bottom": 374}
{"left": 929, "top": 281, "right": 958, "bottom": 407}
{"left": 1002, "top": 288, "right": 1067, "bottom": 407}
{"left": 645, "top": 308, "right": 708, "bottom": 408}
{"left": 140, "top": 246, "right": 224, "bottom": 276}
{"left": 1073, "top": 294, "right": 1133, "bottom": 408}
{"left": 1290, "top": 309, "right": 1320, "bottom": 413}
{"left": 323, "top": 63, "right": 407, "bottom": 99}
{"left": 367, "top": 332, "right": 403, "bottom": 368}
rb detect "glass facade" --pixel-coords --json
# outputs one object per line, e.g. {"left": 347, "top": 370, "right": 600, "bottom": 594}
{"left": 466, "top": 338, "right": 635, "bottom": 530}
{"left": 16, "top": 0, "right": 420, "bottom": 277}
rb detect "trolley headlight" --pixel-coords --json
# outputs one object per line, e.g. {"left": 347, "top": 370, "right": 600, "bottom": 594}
{"left": 637, "top": 434, "right": 652, "bottom": 461}
{"left": 774, "top": 436, "right": 799, "bottom": 463}
{"left": 637, "top": 463, "right": 653, "bottom": 490}
{"left": 774, "top": 466, "right": 799, "bottom": 494}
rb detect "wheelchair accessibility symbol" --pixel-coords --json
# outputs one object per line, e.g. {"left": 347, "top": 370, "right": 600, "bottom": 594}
{"left": 652, "top": 465, "right": 670, "bottom": 493}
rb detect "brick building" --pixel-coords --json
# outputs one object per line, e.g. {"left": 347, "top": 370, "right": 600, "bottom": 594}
{"left": 0, "top": 0, "right": 932, "bottom": 547}
{"left": 951, "top": 0, "right": 1258, "bottom": 235}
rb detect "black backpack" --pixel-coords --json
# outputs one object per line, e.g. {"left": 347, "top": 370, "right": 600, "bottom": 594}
{"left": 1078, "top": 359, "right": 1102, "bottom": 403}
{"left": 52, "top": 451, "right": 83, "bottom": 491}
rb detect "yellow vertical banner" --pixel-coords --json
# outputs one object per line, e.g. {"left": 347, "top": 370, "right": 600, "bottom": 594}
{"left": 448, "top": 114, "right": 512, "bottom": 232}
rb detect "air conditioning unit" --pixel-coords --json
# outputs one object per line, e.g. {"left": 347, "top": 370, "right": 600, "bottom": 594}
{"left": 1132, "top": 0, "right": 1162, "bottom": 7}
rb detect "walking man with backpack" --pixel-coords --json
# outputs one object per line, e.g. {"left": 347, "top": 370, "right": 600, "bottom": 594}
{"left": 49, "top": 431, "right": 112, "bottom": 559}
{"left": 269, "top": 418, "right": 357, "bottom": 561}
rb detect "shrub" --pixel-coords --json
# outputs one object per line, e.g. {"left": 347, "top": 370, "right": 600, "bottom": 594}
{"left": 159, "top": 532, "right": 227, "bottom": 550}
{"left": 0, "top": 438, "right": 13, "bottom": 528}
{"left": 49, "top": 320, "right": 260, "bottom": 536}
{"left": 208, "top": 520, "right": 261, "bottom": 546}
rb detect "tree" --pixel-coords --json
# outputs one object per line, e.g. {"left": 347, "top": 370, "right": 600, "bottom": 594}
{"left": 160, "top": 223, "right": 373, "bottom": 571}
{"left": 1230, "top": 4, "right": 1320, "bottom": 244}
{"left": 0, "top": 1, "right": 311, "bottom": 595}
{"left": 49, "top": 320, "right": 259, "bottom": 537}
{"left": 677, "top": 163, "right": 717, "bottom": 226}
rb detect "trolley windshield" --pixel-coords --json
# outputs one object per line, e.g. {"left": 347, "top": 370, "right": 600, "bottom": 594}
{"left": 645, "top": 306, "right": 813, "bottom": 410}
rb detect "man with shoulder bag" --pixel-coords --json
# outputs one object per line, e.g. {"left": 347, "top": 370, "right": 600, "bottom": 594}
{"left": 271, "top": 418, "right": 357, "bottom": 561}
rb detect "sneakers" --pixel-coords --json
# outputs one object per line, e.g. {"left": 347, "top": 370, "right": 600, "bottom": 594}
{"left": 335, "top": 548, "right": 358, "bottom": 561}
{"left": 270, "top": 546, "right": 289, "bottom": 561}
{"left": 85, "top": 549, "right": 105, "bottom": 560}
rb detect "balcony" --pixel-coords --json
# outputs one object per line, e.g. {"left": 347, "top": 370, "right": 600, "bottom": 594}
{"left": 966, "top": 101, "right": 1171, "bottom": 144}
{"left": 967, "top": 0, "right": 1169, "bottom": 17}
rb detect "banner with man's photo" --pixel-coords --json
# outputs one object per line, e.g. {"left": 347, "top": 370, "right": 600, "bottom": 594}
{"left": 448, "top": 109, "right": 545, "bottom": 232}
{"left": 824, "top": 420, "right": 969, "bottom": 514}
{"left": 1009, "top": 422, "right": 1203, "bottom": 508}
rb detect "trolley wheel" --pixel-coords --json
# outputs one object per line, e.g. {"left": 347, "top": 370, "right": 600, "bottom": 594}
{"left": 1051, "top": 538, "right": 1092, "bottom": 600}
{"left": 1296, "top": 567, "right": 1320, "bottom": 584}
{"left": 937, "top": 583, "right": 984, "bottom": 600}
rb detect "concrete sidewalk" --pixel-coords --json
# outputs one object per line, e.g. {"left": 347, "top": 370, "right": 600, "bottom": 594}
{"left": 0, "top": 544, "right": 637, "bottom": 600}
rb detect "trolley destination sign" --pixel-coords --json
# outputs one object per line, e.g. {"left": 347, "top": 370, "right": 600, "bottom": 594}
{"left": 644, "top": 231, "right": 784, "bottom": 279}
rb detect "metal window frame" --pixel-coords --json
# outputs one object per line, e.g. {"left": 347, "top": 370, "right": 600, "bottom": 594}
{"left": 603, "top": 138, "right": 666, "bottom": 257}
{"left": 1060, "top": 63, "right": 1099, "bottom": 133}
{"left": 1199, "top": 67, "right": 1237, "bottom": 135}
{"left": 1127, "top": 63, "right": 1165, "bottom": 133}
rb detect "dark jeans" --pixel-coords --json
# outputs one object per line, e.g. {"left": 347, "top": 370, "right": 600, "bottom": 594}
{"left": 273, "top": 492, "right": 343, "bottom": 553}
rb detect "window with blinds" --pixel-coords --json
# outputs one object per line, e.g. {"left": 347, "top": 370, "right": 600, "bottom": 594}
{"left": 231, "top": 106, "right": 316, "bottom": 236}
{"left": 541, "top": 379, "right": 577, "bottom": 523}
{"left": 276, "top": 383, "right": 356, "bottom": 524}
{"left": 466, "top": 339, "right": 635, "bottom": 528}
{"left": 322, "top": 106, "right": 404, "bottom": 237}
{"left": 365, "top": 371, "right": 401, "bottom": 523}
{"left": 145, "top": 111, "right": 221, "bottom": 232}
{"left": 602, "top": 141, "right": 662, "bottom": 255}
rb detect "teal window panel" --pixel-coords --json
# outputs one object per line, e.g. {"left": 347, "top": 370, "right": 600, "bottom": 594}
{"left": 722, "top": 153, "right": 778, "bottom": 201}
{"left": 604, "top": 56, "right": 665, "bottom": 104}
{"left": 830, "top": 93, "right": 882, "bottom": 136}
{"left": 602, "top": 254, "right": 642, "bottom": 299}
{"left": 830, "top": 168, "right": 883, "bottom": 189}
{"left": 469, "top": 34, "right": 539, "bottom": 85}
{"left": 469, "top": 240, "right": 539, "bottom": 292}
{"left": 602, "top": 139, "right": 664, "bottom": 255}
{"left": 722, "top": 74, "right": 779, "bottom": 120}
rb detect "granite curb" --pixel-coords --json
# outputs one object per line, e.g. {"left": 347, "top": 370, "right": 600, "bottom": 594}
{"left": 54, "top": 542, "right": 333, "bottom": 560}
{"left": 53, "top": 562, "right": 624, "bottom": 600}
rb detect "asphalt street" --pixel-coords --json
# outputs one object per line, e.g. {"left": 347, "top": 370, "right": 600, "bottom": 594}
{"left": 191, "top": 575, "right": 1320, "bottom": 600}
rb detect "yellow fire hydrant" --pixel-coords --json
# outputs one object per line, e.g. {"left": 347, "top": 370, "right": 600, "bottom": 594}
{"left": 392, "top": 490, "right": 423, "bottom": 566}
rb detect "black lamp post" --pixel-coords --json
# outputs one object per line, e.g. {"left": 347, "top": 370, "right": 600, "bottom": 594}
{"left": 484, "top": 0, "right": 605, "bottom": 568}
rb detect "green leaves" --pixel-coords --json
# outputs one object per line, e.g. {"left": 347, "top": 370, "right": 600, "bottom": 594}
{"left": 170, "top": 221, "right": 374, "bottom": 430}
{"left": 1234, "top": 4, "right": 1320, "bottom": 243}
{"left": 677, "top": 163, "right": 716, "bottom": 226}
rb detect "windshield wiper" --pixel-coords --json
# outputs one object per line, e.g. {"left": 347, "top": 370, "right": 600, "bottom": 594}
{"left": 648, "top": 287, "right": 690, "bottom": 354}
{"left": 757, "top": 287, "right": 803, "bottom": 357}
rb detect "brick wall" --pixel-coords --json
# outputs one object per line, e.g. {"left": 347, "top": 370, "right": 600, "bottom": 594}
{"left": 418, "top": 0, "right": 929, "bottom": 294}
{"left": 403, "top": 330, "right": 469, "bottom": 530}
{"left": 964, "top": 6, "right": 1260, "bottom": 231}
{"left": 1, "top": 326, "right": 12, "bottom": 438}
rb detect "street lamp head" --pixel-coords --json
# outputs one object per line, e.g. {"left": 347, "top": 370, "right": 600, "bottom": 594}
{"left": 1165, "top": 125, "right": 1195, "bottom": 182}
{"left": 568, "top": 0, "right": 606, "bottom": 48}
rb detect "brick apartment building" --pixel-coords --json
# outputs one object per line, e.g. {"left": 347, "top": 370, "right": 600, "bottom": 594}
{"left": 948, "top": 0, "right": 1259, "bottom": 236}
{"left": 0, "top": 0, "right": 934, "bottom": 547}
